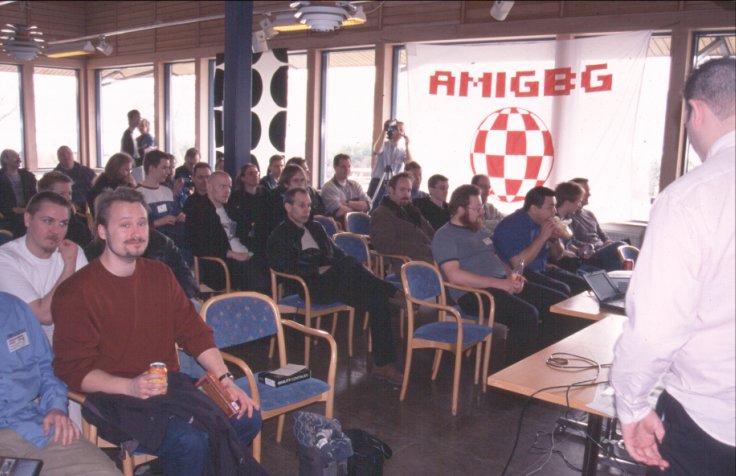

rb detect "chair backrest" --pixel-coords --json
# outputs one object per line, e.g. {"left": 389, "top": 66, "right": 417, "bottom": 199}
{"left": 314, "top": 215, "right": 338, "bottom": 238}
{"left": 334, "top": 232, "right": 370, "bottom": 267}
{"left": 345, "top": 212, "right": 370, "bottom": 236}
{"left": 401, "top": 261, "right": 443, "bottom": 303}
{"left": 201, "top": 292, "right": 283, "bottom": 352}
{"left": 617, "top": 245, "right": 640, "bottom": 264}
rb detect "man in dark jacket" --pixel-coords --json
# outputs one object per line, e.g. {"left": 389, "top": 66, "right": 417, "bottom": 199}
{"left": 0, "top": 148, "right": 37, "bottom": 237}
{"left": 267, "top": 188, "right": 403, "bottom": 386}
{"left": 370, "top": 172, "right": 434, "bottom": 263}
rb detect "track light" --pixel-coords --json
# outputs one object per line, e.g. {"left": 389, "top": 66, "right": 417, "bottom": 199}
{"left": 95, "top": 36, "right": 114, "bottom": 56}
{"left": 490, "top": 1, "right": 515, "bottom": 22}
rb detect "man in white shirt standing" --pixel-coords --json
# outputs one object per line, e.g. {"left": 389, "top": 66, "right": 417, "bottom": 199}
{"left": 611, "top": 57, "right": 735, "bottom": 475}
{"left": 0, "top": 191, "right": 87, "bottom": 343}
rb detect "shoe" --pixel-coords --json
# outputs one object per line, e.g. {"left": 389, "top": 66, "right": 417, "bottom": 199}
{"left": 371, "top": 364, "right": 404, "bottom": 387}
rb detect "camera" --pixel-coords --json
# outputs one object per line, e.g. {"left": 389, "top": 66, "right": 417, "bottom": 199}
{"left": 385, "top": 120, "right": 400, "bottom": 140}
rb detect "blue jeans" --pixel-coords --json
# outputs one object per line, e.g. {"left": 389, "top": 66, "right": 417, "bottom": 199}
{"left": 141, "top": 411, "right": 262, "bottom": 476}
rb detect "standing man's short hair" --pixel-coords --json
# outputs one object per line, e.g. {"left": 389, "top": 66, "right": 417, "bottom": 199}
{"left": 127, "top": 109, "right": 140, "bottom": 120}
{"left": 523, "top": 186, "right": 555, "bottom": 211}
{"left": 554, "top": 182, "right": 584, "bottom": 206}
{"left": 470, "top": 174, "right": 487, "bottom": 186}
{"left": 684, "top": 57, "right": 736, "bottom": 120}
{"left": 95, "top": 187, "right": 149, "bottom": 229}
{"left": 143, "top": 149, "right": 169, "bottom": 174}
{"left": 26, "top": 190, "right": 73, "bottom": 217}
{"left": 333, "top": 153, "right": 350, "bottom": 169}
{"left": 448, "top": 184, "right": 480, "bottom": 217}
{"left": 38, "top": 171, "right": 73, "bottom": 192}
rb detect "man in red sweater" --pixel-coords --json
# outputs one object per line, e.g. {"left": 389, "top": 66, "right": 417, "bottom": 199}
{"left": 51, "top": 187, "right": 265, "bottom": 476}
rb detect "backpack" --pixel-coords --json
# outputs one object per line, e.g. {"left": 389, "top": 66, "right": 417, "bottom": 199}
{"left": 344, "top": 429, "right": 393, "bottom": 476}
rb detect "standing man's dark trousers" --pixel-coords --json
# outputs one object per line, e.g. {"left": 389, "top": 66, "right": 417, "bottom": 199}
{"left": 308, "top": 256, "right": 398, "bottom": 366}
{"left": 646, "top": 391, "right": 735, "bottom": 476}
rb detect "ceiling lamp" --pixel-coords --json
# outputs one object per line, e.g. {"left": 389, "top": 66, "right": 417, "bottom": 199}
{"left": 0, "top": 24, "right": 44, "bottom": 61}
{"left": 45, "top": 40, "right": 95, "bottom": 58}
{"left": 289, "top": 1, "right": 366, "bottom": 32}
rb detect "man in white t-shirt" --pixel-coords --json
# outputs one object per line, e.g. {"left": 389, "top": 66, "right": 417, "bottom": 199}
{"left": 137, "top": 150, "right": 186, "bottom": 249}
{"left": 0, "top": 191, "right": 87, "bottom": 343}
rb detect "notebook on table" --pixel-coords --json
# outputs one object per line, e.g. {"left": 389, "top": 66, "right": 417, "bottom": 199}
{"left": 583, "top": 269, "right": 626, "bottom": 313}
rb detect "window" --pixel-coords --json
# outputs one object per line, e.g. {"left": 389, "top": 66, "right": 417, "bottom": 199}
{"left": 320, "top": 49, "right": 375, "bottom": 188}
{"left": 97, "top": 64, "right": 154, "bottom": 167}
{"left": 0, "top": 64, "right": 23, "bottom": 156}
{"left": 683, "top": 32, "right": 735, "bottom": 174}
{"left": 629, "top": 35, "right": 671, "bottom": 220}
{"left": 34, "top": 67, "right": 80, "bottom": 169}
{"left": 285, "top": 52, "right": 307, "bottom": 163}
{"left": 165, "top": 61, "right": 196, "bottom": 163}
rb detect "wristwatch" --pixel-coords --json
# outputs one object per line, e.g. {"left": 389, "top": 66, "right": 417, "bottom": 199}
{"left": 218, "top": 371, "right": 235, "bottom": 382}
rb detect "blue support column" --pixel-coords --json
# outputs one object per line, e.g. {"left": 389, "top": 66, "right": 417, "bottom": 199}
{"left": 224, "top": 1, "right": 253, "bottom": 178}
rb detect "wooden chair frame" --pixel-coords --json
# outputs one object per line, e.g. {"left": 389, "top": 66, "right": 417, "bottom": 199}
{"left": 400, "top": 261, "right": 494, "bottom": 415}
{"left": 193, "top": 256, "right": 231, "bottom": 296}
{"left": 270, "top": 269, "right": 355, "bottom": 366}
{"left": 201, "top": 292, "right": 337, "bottom": 461}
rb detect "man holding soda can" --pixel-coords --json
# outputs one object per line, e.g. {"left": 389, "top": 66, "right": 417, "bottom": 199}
{"left": 51, "top": 187, "right": 267, "bottom": 476}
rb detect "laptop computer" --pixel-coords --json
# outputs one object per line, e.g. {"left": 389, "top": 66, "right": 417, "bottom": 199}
{"left": 583, "top": 269, "right": 627, "bottom": 313}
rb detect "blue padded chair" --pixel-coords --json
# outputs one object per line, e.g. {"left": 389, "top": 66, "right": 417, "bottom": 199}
{"left": 201, "top": 292, "right": 337, "bottom": 461}
{"left": 345, "top": 211, "right": 371, "bottom": 237}
{"left": 313, "top": 215, "right": 340, "bottom": 238}
{"left": 270, "top": 269, "right": 355, "bottom": 367}
{"left": 400, "top": 261, "right": 494, "bottom": 415}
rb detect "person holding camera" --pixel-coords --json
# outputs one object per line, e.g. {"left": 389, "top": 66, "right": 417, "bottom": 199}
{"left": 367, "top": 119, "right": 413, "bottom": 198}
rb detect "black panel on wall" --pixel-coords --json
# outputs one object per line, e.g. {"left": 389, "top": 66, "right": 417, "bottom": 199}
{"left": 213, "top": 49, "right": 288, "bottom": 167}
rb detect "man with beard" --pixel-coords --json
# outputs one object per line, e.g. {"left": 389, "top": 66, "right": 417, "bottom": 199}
{"left": 370, "top": 172, "right": 434, "bottom": 263}
{"left": 431, "top": 185, "right": 570, "bottom": 366}
{"left": 0, "top": 191, "right": 87, "bottom": 343}
{"left": 52, "top": 187, "right": 266, "bottom": 475}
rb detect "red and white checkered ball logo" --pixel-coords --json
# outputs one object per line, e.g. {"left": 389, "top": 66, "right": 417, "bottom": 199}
{"left": 470, "top": 107, "right": 554, "bottom": 203}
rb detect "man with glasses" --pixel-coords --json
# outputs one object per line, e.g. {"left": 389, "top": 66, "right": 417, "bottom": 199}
{"left": 432, "top": 185, "right": 570, "bottom": 365}
{"left": 413, "top": 174, "right": 450, "bottom": 230}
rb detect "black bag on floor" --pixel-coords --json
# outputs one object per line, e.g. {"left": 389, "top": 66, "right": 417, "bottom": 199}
{"left": 344, "top": 429, "right": 392, "bottom": 476}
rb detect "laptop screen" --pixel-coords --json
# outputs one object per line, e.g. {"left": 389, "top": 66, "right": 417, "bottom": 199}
{"left": 584, "top": 271, "right": 620, "bottom": 301}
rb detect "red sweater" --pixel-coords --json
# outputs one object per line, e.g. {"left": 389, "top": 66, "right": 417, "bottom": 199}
{"left": 52, "top": 258, "right": 215, "bottom": 392}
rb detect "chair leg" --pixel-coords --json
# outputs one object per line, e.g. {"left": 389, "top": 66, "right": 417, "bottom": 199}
{"left": 268, "top": 336, "right": 276, "bottom": 359}
{"left": 330, "top": 313, "right": 338, "bottom": 336}
{"left": 400, "top": 346, "right": 414, "bottom": 402}
{"left": 276, "top": 414, "right": 285, "bottom": 443}
{"left": 452, "top": 350, "right": 462, "bottom": 416}
{"left": 253, "top": 432, "right": 262, "bottom": 463}
{"left": 431, "top": 349, "right": 443, "bottom": 381}
{"left": 348, "top": 310, "right": 355, "bottom": 357}
{"left": 399, "top": 308, "right": 405, "bottom": 338}
{"left": 473, "top": 342, "right": 482, "bottom": 385}
{"left": 482, "top": 336, "right": 492, "bottom": 394}
{"left": 362, "top": 310, "right": 369, "bottom": 330}
{"left": 122, "top": 454, "right": 135, "bottom": 476}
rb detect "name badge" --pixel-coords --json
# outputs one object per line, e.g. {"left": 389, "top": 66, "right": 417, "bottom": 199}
{"left": 157, "top": 204, "right": 168, "bottom": 214}
{"left": 482, "top": 237, "right": 493, "bottom": 246}
{"left": 7, "top": 331, "right": 29, "bottom": 353}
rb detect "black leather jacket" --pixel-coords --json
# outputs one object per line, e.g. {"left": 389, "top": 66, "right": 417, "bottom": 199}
{"left": 266, "top": 218, "right": 345, "bottom": 282}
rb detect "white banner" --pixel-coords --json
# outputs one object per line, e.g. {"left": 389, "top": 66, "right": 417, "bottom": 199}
{"left": 406, "top": 31, "right": 651, "bottom": 220}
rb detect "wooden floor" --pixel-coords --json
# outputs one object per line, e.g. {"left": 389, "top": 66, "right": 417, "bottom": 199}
{"left": 133, "top": 304, "right": 646, "bottom": 475}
